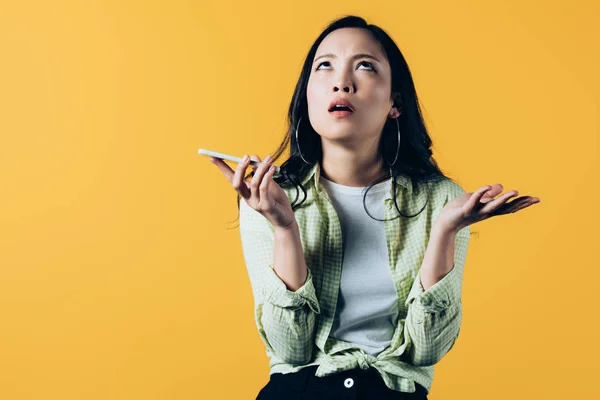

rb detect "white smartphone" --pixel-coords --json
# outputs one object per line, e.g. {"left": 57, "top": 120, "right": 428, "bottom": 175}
{"left": 198, "top": 148, "right": 281, "bottom": 175}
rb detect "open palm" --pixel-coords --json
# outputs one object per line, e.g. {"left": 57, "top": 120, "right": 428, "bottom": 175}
{"left": 436, "top": 183, "right": 541, "bottom": 233}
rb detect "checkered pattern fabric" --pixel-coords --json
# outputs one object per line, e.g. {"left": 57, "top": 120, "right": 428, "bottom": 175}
{"left": 239, "top": 162, "right": 470, "bottom": 394}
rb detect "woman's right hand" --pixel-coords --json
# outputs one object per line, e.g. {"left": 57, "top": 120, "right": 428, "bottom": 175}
{"left": 209, "top": 154, "right": 297, "bottom": 230}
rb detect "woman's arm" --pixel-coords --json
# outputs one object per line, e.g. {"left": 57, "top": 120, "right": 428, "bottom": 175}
{"left": 239, "top": 200, "right": 320, "bottom": 365}
{"left": 400, "top": 182, "right": 471, "bottom": 367}
{"left": 401, "top": 162, "right": 540, "bottom": 366}
{"left": 401, "top": 224, "right": 469, "bottom": 366}
{"left": 273, "top": 220, "right": 308, "bottom": 291}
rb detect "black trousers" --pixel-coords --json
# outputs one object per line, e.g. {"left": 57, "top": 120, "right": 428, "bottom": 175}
{"left": 256, "top": 365, "right": 429, "bottom": 399}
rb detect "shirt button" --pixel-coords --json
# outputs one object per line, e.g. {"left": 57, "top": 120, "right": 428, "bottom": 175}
{"left": 400, "top": 281, "right": 406, "bottom": 288}
{"left": 344, "top": 378, "right": 354, "bottom": 388}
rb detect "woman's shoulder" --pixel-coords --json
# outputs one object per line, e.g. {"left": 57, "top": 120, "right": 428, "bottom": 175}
{"left": 441, "top": 176, "right": 467, "bottom": 197}
{"left": 426, "top": 175, "right": 468, "bottom": 203}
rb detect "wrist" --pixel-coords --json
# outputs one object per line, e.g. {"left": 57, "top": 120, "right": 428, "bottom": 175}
{"left": 274, "top": 219, "right": 299, "bottom": 234}
{"left": 433, "top": 221, "right": 459, "bottom": 236}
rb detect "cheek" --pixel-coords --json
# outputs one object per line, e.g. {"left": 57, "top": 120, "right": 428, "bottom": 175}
{"left": 307, "top": 74, "right": 323, "bottom": 92}
{"left": 369, "top": 83, "right": 392, "bottom": 105}
{"left": 359, "top": 87, "right": 391, "bottom": 119}
{"left": 306, "top": 80, "right": 326, "bottom": 113}
{"left": 306, "top": 81, "right": 315, "bottom": 102}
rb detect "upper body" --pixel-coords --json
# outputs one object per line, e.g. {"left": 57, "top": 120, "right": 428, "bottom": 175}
{"left": 212, "top": 15, "right": 536, "bottom": 396}
{"left": 239, "top": 161, "right": 471, "bottom": 394}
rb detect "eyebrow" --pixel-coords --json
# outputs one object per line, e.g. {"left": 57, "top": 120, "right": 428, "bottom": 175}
{"left": 313, "top": 53, "right": 381, "bottom": 64}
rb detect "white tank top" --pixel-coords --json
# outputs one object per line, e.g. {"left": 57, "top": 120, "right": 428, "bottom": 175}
{"left": 319, "top": 175, "right": 399, "bottom": 356}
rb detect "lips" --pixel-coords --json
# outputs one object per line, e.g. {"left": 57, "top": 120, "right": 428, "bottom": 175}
{"left": 328, "top": 97, "right": 355, "bottom": 113}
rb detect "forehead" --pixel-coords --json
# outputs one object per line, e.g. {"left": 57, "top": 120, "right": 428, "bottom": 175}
{"left": 315, "top": 27, "right": 385, "bottom": 59}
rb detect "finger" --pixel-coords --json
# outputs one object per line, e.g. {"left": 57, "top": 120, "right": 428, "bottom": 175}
{"left": 250, "top": 154, "right": 272, "bottom": 194}
{"left": 231, "top": 155, "right": 252, "bottom": 199}
{"left": 480, "top": 190, "right": 520, "bottom": 214}
{"left": 244, "top": 154, "right": 265, "bottom": 202}
{"left": 489, "top": 197, "right": 529, "bottom": 215}
{"left": 249, "top": 154, "right": 262, "bottom": 174}
{"left": 480, "top": 183, "right": 504, "bottom": 203}
{"left": 259, "top": 165, "right": 275, "bottom": 208}
{"left": 465, "top": 185, "right": 494, "bottom": 211}
{"left": 506, "top": 197, "right": 539, "bottom": 214}
{"left": 210, "top": 157, "right": 236, "bottom": 182}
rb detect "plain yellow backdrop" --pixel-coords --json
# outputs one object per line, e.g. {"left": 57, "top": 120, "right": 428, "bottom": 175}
{"left": 1, "top": 0, "right": 598, "bottom": 399}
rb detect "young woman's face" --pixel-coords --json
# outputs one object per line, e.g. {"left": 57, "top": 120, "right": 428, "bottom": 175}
{"left": 306, "top": 27, "right": 399, "bottom": 146}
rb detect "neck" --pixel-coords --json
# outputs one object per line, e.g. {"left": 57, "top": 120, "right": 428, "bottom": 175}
{"left": 319, "top": 143, "right": 390, "bottom": 187}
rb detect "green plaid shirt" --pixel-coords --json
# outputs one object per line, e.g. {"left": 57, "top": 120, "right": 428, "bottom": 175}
{"left": 239, "top": 162, "right": 470, "bottom": 394}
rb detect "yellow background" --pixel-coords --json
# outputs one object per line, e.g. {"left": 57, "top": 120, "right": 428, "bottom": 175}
{"left": 1, "top": 0, "right": 598, "bottom": 399}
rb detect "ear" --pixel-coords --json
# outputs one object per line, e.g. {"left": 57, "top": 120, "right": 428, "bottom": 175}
{"left": 389, "top": 92, "right": 403, "bottom": 118}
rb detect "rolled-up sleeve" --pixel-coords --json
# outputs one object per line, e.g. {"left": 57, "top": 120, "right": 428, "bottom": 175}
{"left": 239, "top": 200, "right": 320, "bottom": 365}
{"left": 401, "top": 182, "right": 471, "bottom": 367}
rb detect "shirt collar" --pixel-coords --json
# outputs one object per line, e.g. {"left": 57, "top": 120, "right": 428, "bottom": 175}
{"left": 299, "top": 162, "right": 412, "bottom": 198}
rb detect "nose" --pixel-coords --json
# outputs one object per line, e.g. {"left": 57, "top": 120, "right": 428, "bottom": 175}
{"left": 333, "top": 81, "right": 354, "bottom": 93}
{"left": 333, "top": 76, "right": 354, "bottom": 93}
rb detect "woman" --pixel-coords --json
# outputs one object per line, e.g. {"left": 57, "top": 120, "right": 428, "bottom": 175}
{"left": 209, "top": 15, "right": 540, "bottom": 400}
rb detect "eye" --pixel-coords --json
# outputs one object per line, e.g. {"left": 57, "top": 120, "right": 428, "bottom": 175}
{"left": 314, "top": 60, "right": 377, "bottom": 72}
{"left": 358, "top": 61, "right": 376, "bottom": 72}
{"left": 315, "top": 61, "right": 331, "bottom": 70}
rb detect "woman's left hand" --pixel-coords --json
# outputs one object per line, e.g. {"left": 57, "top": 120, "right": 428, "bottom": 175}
{"left": 435, "top": 184, "right": 541, "bottom": 234}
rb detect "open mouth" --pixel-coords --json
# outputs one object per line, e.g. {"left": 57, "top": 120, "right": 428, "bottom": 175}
{"left": 328, "top": 105, "right": 354, "bottom": 117}
{"left": 328, "top": 105, "right": 354, "bottom": 113}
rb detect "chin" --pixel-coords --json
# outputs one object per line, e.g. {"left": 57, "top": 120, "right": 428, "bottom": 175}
{"left": 317, "top": 128, "right": 359, "bottom": 141}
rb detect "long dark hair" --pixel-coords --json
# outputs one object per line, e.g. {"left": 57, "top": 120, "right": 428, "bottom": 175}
{"left": 232, "top": 15, "right": 465, "bottom": 227}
